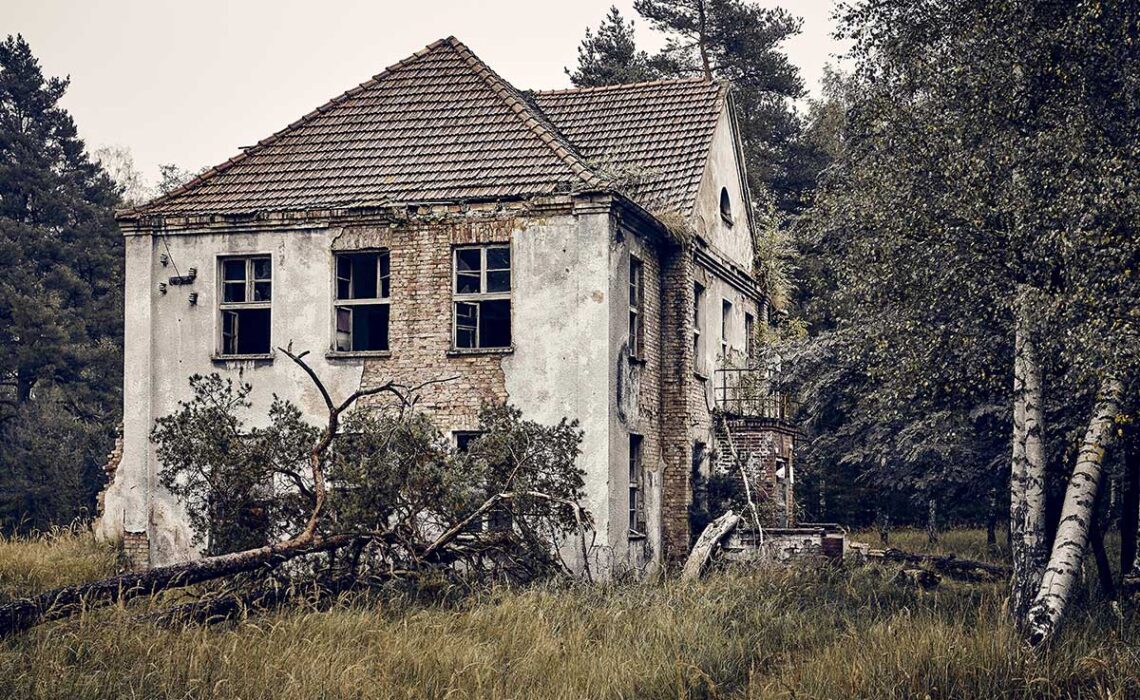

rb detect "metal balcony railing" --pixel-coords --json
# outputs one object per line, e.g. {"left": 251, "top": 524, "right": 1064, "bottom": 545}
{"left": 713, "top": 367, "right": 798, "bottom": 420}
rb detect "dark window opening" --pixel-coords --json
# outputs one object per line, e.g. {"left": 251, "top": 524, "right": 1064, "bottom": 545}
{"left": 453, "top": 245, "right": 511, "bottom": 349}
{"left": 720, "top": 187, "right": 733, "bottom": 224}
{"left": 219, "top": 256, "right": 272, "bottom": 356}
{"left": 629, "top": 256, "right": 644, "bottom": 359}
{"left": 334, "top": 251, "right": 390, "bottom": 352}
{"left": 629, "top": 434, "right": 645, "bottom": 537}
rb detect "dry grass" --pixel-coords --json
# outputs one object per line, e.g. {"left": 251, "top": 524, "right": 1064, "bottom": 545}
{"left": 0, "top": 524, "right": 119, "bottom": 602}
{"left": 0, "top": 529, "right": 1137, "bottom": 699}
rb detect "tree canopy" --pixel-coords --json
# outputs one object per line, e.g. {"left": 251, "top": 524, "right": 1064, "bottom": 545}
{"left": 0, "top": 34, "right": 123, "bottom": 532}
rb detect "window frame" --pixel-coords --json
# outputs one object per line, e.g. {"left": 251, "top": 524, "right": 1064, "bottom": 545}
{"left": 451, "top": 244, "right": 512, "bottom": 351}
{"left": 629, "top": 255, "right": 644, "bottom": 360}
{"left": 216, "top": 254, "right": 273, "bottom": 359}
{"left": 745, "top": 312, "right": 755, "bottom": 361}
{"left": 721, "top": 298, "right": 733, "bottom": 360}
{"left": 331, "top": 249, "right": 392, "bottom": 354}
{"left": 693, "top": 282, "right": 706, "bottom": 376}
{"left": 628, "top": 433, "right": 646, "bottom": 538}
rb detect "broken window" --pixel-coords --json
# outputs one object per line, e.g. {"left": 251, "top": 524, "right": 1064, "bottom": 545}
{"left": 453, "top": 245, "right": 511, "bottom": 349}
{"left": 721, "top": 299, "right": 733, "bottom": 359}
{"left": 629, "top": 255, "right": 644, "bottom": 359}
{"left": 693, "top": 282, "right": 705, "bottom": 374}
{"left": 629, "top": 433, "right": 646, "bottom": 537}
{"left": 219, "top": 255, "right": 272, "bottom": 356}
{"left": 334, "top": 251, "right": 390, "bottom": 352}
{"left": 745, "top": 312, "right": 755, "bottom": 362}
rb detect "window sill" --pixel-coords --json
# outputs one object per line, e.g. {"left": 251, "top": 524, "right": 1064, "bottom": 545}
{"left": 694, "top": 370, "right": 709, "bottom": 381}
{"left": 721, "top": 215, "right": 734, "bottom": 227}
{"left": 325, "top": 350, "right": 392, "bottom": 360}
{"left": 447, "top": 346, "right": 515, "bottom": 357}
{"left": 628, "top": 354, "right": 648, "bottom": 366}
{"left": 627, "top": 531, "right": 647, "bottom": 541}
{"left": 211, "top": 353, "right": 274, "bottom": 364}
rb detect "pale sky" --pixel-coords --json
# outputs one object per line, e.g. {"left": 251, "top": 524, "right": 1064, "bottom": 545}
{"left": 2, "top": 0, "right": 847, "bottom": 185}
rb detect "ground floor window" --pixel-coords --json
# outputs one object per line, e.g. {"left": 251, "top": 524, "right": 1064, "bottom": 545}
{"left": 629, "top": 434, "right": 645, "bottom": 537}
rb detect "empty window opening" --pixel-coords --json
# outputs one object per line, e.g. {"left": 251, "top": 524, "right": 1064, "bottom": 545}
{"left": 219, "top": 256, "right": 272, "bottom": 356}
{"left": 629, "top": 433, "right": 646, "bottom": 537}
{"left": 453, "top": 245, "right": 511, "bottom": 349}
{"left": 720, "top": 187, "right": 733, "bottom": 224}
{"left": 334, "top": 251, "right": 390, "bottom": 352}
{"left": 693, "top": 282, "right": 705, "bottom": 374}
{"left": 745, "top": 312, "right": 756, "bottom": 361}
{"left": 721, "top": 299, "right": 733, "bottom": 359}
{"left": 629, "top": 255, "right": 644, "bottom": 359}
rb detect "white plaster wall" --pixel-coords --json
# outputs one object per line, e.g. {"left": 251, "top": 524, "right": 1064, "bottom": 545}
{"left": 691, "top": 107, "right": 754, "bottom": 270}
{"left": 503, "top": 207, "right": 613, "bottom": 572}
{"left": 103, "top": 227, "right": 365, "bottom": 565}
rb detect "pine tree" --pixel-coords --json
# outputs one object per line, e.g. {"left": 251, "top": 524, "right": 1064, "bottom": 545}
{"left": 566, "top": 6, "right": 660, "bottom": 88}
{"left": 0, "top": 34, "right": 123, "bottom": 532}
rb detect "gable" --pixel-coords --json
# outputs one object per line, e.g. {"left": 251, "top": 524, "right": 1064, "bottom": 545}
{"left": 691, "top": 98, "right": 755, "bottom": 269}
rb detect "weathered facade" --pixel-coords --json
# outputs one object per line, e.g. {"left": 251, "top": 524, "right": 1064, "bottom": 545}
{"left": 96, "top": 37, "right": 796, "bottom": 575}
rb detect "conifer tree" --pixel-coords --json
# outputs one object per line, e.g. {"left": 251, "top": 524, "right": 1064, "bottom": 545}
{"left": 0, "top": 34, "right": 123, "bottom": 532}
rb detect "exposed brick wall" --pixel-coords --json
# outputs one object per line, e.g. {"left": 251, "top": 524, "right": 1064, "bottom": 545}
{"left": 333, "top": 217, "right": 517, "bottom": 429}
{"left": 122, "top": 530, "right": 150, "bottom": 571}
{"left": 95, "top": 425, "right": 124, "bottom": 525}
{"left": 713, "top": 417, "right": 797, "bottom": 524}
{"left": 659, "top": 243, "right": 694, "bottom": 564}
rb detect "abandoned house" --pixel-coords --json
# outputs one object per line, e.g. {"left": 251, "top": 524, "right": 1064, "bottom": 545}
{"left": 95, "top": 37, "right": 797, "bottom": 575}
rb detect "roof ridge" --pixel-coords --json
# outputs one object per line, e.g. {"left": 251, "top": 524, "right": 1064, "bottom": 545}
{"left": 442, "top": 37, "right": 607, "bottom": 189}
{"left": 531, "top": 76, "right": 715, "bottom": 96}
{"left": 121, "top": 37, "right": 453, "bottom": 218}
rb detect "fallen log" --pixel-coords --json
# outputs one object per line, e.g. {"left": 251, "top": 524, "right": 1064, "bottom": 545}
{"left": 869, "top": 547, "right": 1010, "bottom": 582}
{"left": 0, "top": 533, "right": 357, "bottom": 639}
{"left": 681, "top": 510, "right": 740, "bottom": 582}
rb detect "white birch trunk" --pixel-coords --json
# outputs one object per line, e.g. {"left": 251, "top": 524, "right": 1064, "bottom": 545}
{"left": 1010, "top": 287, "right": 1047, "bottom": 624}
{"left": 1025, "top": 376, "right": 1125, "bottom": 647}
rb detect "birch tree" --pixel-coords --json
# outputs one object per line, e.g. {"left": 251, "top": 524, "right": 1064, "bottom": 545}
{"left": 795, "top": 0, "right": 1140, "bottom": 640}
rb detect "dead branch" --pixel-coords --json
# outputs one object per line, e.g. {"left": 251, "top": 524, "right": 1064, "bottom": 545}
{"left": 868, "top": 547, "right": 1010, "bottom": 582}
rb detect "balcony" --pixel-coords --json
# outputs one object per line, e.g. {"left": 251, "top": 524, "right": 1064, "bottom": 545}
{"left": 713, "top": 366, "right": 797, "bottom": 421}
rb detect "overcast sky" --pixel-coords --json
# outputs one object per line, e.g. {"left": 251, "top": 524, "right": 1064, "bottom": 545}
{"left": 2, "top": 0, "right": 847, "bottom": 185}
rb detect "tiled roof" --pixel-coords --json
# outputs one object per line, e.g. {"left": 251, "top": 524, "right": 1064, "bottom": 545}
{"left": 124, "top": 38, "right": 725, "bottom": 220}
{"left": 533, "top": 79, "right": 726, "bottom": 216}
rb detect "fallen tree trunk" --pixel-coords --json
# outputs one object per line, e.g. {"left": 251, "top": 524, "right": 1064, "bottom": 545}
{"left": 870, "top": 547, "right": 1010, "bottom": 582}
{"left": 681, "top": 510, "right": 740, "bottom": 582}
{"left": 0, "top": 533, "right": 357, "bottom": 638}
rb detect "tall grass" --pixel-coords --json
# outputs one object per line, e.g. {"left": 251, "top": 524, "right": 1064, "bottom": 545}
{"left": 0, "top": 524, "right": 119, "bottom": 602}
{"left": 0, "top": 529, "right": 1136, "bottom": 699}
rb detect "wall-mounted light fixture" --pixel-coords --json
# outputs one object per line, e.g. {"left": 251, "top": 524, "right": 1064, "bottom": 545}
{"left": 158, "top": 282, "right": 168, "bottom": 295}
{"left": 188, "top": 292, "right": 199, "bottom": 305}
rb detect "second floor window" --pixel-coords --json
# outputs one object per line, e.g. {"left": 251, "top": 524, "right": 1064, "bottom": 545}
{"left": 453, "top": 245, "right": 511, "bottom": 349}
{"left": 219, "top": 255, "right": 271, "bottom": 356}
{"left": 629, "top": 255, "right": 644, "bottom": 359}
{"left": 693, "top": 282, "right": 705, "bottom": 374}
{"left": 721, "top": 299, "right": 733, "bottom": 359}
{"left": 334, "top": 251, "right": 390, "bottom": 352}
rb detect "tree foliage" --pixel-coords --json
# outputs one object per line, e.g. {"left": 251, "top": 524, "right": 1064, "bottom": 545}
{"left": 566, "top": 6, "right": 660, "bottom": 88}
{"left": 0, "top": 35, "right": 122, "bottom": 533}
{"left": 151, "top": 372, "right": 589, "bottom": 580}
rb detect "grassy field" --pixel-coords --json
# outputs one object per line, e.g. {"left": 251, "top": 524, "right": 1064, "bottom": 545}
{"left": 1, "top": 527, "right": 1137, "bottom": 699}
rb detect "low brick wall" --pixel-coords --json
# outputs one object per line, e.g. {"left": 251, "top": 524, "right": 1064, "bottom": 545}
{"left": 719, "top": 526, "right": 844, "bottom": 564}
{"left": 121, "top": 531, "right": 150, "bottom": 571}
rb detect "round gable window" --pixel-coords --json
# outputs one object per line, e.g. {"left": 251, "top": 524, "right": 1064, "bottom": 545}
{"left": 719, "top": 187, "right": 733, "bottom": 224}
